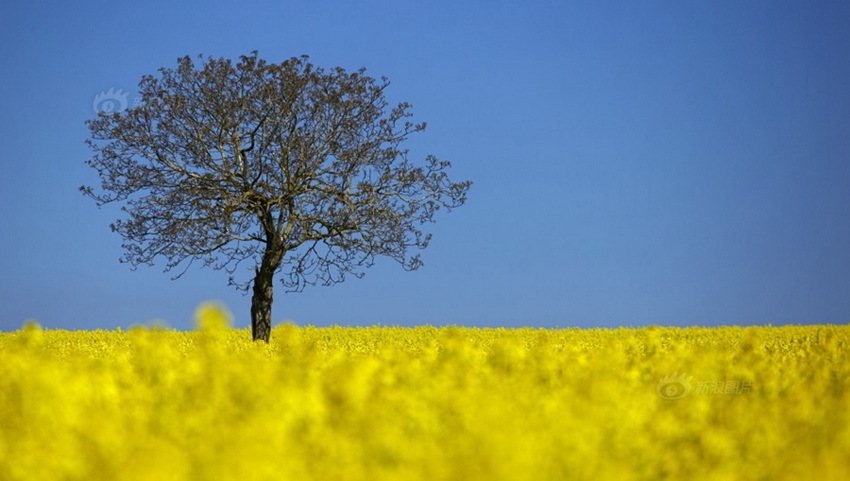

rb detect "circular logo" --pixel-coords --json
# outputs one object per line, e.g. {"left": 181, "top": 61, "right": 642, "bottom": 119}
{"left": 657, "top": 373, "right": 692, "bottom": 400}
{"left": 93, "top": 88, "right": 130, "bottom": 114}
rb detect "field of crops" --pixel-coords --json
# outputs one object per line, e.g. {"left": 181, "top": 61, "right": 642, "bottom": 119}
{"left": 1, "top": 303, "right": 848, "bottom": 481}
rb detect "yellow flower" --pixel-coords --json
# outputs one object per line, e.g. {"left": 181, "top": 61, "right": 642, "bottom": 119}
{"left": 194, "top": 301, "right": 233, "bottom": 332}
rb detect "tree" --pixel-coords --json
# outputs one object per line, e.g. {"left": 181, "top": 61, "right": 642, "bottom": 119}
{"left": 82, "top": 52, "right": 471, "bottom": 342}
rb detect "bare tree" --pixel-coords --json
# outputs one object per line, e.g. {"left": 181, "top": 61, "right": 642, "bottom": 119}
{"left": 82, "top": 52, "right": 471, "bottom": 342}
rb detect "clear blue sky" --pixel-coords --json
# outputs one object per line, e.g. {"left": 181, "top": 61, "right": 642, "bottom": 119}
{"left": 2, "top": 1, "right": 849, "bottom": 331}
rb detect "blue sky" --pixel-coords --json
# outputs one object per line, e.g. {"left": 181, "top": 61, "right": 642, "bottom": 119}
{"left": 2, "top": 1, "right": 849, "bottom": 331}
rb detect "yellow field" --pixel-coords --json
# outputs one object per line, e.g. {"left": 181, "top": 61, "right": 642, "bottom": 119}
{"left": 1, "top": 303, "right": 848, "bottom": 481}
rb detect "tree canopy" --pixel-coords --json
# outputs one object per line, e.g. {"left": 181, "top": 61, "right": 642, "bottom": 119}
{"left": 83, "top": 52, "right": 471, "bottom": 341}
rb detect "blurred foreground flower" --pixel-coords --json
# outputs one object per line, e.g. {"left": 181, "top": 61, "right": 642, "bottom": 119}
{"left": 194, "top": 302, "right": 233, "bottom": 332}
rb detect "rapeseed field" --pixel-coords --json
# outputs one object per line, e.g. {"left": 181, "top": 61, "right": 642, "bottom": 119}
{"left": 1, "top": 303, "right": 847, "bottom": 480}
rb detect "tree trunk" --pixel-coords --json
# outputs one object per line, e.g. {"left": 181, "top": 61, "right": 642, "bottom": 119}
{"left": 251, "top": 247, "right": 284, "bottom": 342}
